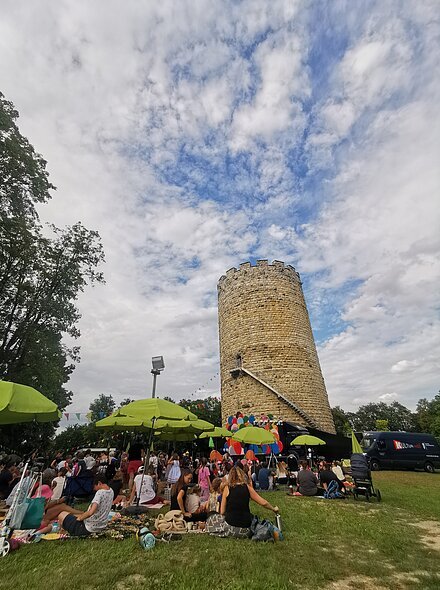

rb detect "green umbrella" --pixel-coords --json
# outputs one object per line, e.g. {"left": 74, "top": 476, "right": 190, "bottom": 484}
{"left": 199, "top": 426, "right": 230, "bottom": 439}
{"left": 95, "top": 415, "right": 152, "bottom": 430}
{"left": 116, "top": 398, "right": 198, "bottom": 422}
{"left": 231, "top": 426, "right": 276, "bottom": 445}
{"left": 156, "top": 418, "right": 215, "bottom": 434}
{"left": 351, "top": 430, "right": 363, "bottom": 454}
{"left": 95, "top": 415, "right": 213, "bottom": 433}
{"left": 155, "top": 431, "right": 197, "bottom": 442}
{"left": 292, "top": 435, "right": 326, "bottom": 446}
{"left": 0, "top": 381, "right": 60, "bottom": 424}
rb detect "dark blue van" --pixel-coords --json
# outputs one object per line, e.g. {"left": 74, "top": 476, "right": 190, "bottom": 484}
{"left": 362, "top": 431, "right": 440, "bottom": 473}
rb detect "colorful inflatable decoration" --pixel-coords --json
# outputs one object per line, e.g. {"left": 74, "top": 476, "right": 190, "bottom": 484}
{"left": 224, "top": 412, "right": 284, "bottom": 456}
{"left": 210, "top": 450, "right": 223, "bottom": 462}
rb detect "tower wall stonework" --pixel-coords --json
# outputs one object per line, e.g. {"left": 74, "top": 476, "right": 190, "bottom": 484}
{"left": 218, "top": 260, "right": 336, "bottom": 434}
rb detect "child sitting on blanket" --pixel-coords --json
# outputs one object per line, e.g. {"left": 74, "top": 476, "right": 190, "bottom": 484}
{"left": 205, "top": 478, "right": 222, "bottom": 514}
{"left": 185, "top": 485, "right": 203, "bottom": 514}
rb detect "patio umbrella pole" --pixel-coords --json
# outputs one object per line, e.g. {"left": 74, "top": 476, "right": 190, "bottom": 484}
{"left": 135, "top": 417, "right": 156, "bottom": 509}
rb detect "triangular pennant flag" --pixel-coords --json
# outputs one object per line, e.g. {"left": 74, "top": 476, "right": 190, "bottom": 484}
{"left": 75, "top": 413, "right": 81, "bottom": 421}
{"left": 64, "top": 413, "right": 69, "bottom": 420}
{"left": 86, "top": 412, "right": 92, "bottom": 422}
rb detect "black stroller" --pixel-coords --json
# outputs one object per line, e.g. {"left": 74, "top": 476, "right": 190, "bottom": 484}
{"left": 350, "top": 453, "right": 381, "bottom": 502}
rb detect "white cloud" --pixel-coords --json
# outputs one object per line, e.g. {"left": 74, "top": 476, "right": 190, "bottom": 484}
{"left": 230, "top": 31, "right": 309, "bottom": 149}
{"left": 0, "top": 0, "right": 438, "bottom": 423}
{"left": 378, "top": 393, "right": 399, "bottom": 401}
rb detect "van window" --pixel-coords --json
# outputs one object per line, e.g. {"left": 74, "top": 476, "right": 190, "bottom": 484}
{"left": 377, "top": 439, "right": 386, "bottom": 450}
{"left": 362, "top": 436, "right": 376, "bottom": 450}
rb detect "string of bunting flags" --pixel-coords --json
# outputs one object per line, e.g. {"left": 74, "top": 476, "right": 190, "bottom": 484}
{"left": 61, "top": 412, "right": 107, "bottom": 421}
{"left": 61, "top": 372, "right": 221, "bottom": 422}
{"left": 187, "top": 372, "right": 219, "bottom": 399}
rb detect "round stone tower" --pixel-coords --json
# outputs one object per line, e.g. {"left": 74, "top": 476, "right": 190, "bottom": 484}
{"left": 218, "top": 260, "right": 335, "bottom": 434}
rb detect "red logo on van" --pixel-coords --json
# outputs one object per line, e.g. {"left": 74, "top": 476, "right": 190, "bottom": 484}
{"left": 393, "top": 440, "right": 422, "bottom": 450}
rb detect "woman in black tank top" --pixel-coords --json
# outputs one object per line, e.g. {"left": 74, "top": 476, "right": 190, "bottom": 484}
{"left": 208, "top": 465, "right": 279, "bottom": 536}
{"left": 225, "top": 482, "right": 252, "bottom": 528}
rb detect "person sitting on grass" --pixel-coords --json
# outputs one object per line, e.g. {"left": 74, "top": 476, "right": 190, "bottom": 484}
{"left": 293, "top": 461, "right": 319, "bottom": 496}
{"left": 320, "top": 462, "right": 344, "bottom": 493}
{"left": 38, "top": 474, "right": 114, "bottom": 536}
{"left": 331, "top": 461, "right": 347, "bottom": 486}
{"left": 185, "top": 484, "right": 203, "bottom": 514}
{"left": 258, "top": 461, "right": 276, "bottom": 490}
{"left": 206, "top": 465, "right": 279, "bottom": 538}
{"left": 128, "top": 466, "right": 169, "bottom": 506}
{"left": 59, "top": 473, "right": 114, "bottom": 536}
{"left": 170, "top": 469, "right": 207, "bottom": 522}
{"left": 276, "top": 461, "right": 289, "bottom": 486}
{"left": 205, "top": 477, "right": 222, "bottom": 514}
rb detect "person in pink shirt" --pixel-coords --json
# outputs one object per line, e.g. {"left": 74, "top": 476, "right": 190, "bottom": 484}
{"left": 198, "top": 457, "right": 212, "bottom": 502}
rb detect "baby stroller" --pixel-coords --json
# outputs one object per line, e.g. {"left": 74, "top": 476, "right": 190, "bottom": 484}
{"left": 63, "top": 473, "right": 94, "bottom": 505}
{"left": 350, "top": 453, "right": 381, "bottom": 502}
{"left": 0, "top": 463, "right": 38, "bottom": 557}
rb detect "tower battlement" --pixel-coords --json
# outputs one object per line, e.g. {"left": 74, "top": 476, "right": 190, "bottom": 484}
{"left": 218, "top": 259, "right": 300, "bottom": 290}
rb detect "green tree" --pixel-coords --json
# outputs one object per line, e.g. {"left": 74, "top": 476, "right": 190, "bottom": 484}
{"left": 331, "top": 406, "right": 353, "bottom": 436}
{"left": 178, "top": 396, "right": 221, "bottom": 426}
{"left": 52, "top": 424, "right": 92, "bottom": 453}
{"left": 350, "top": 402, "right": 416, "bottom": 432}
{"left": 89, "top": 394, "right": 116, "bottom": 422}
{"left": 119, "top": 398, "right": 134, "bottom": 408}
{"left": 375, "top": 419, "right": 390, "bottom": 431}
{"left": 414, "top": 393, "right": 440, "bottom": 437}
{"left": 0, "top": 92, "right": 105, "bottom": 453}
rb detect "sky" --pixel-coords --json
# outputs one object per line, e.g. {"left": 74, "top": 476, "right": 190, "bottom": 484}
{"left": 0, "top": 1, "right": 439, "bottom": 426}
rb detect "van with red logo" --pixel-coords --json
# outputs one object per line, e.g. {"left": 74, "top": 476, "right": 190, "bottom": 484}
{"left": 362, "top": 431, "right": 440, "bottom": 473}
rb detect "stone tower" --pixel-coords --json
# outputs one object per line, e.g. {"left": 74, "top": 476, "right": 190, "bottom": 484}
{"left": 218, "top": 260, "right": 335, "bottom": 434}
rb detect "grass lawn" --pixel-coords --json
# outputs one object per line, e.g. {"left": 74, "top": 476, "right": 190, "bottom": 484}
{"left": 1, "top": 471, "right": 439, "bottom": 590}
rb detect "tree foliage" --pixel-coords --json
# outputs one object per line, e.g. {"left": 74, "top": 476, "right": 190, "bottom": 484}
{"left": 347, "top": 402, "right": 417, "bottom": 432}
{"left": 414, "top": 393, "right": 440, "bottom": 437}
{"left": 0, "top": 91, "right": 104, "bottom": 454}
{"left": 331, "top": 406, "right": 352, "bottom": 436}
{"left": 178, "top": 396, "right": 221, "bottom": 426}
{"left": 52, "top": 424, "right": 93, "bottom": 453}
{"left": 89, "top": 394, "right": 116, "bottom": 422}
{"left": 375, "top": 419, "right": 389, "bottom": 431}
{"left": 119, "top": 398, "right": 134, "bottom": 408}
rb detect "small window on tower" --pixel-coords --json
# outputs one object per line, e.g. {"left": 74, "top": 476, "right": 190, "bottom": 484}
{"left": 235, "top": 354, "right": 242, "bottom": 368}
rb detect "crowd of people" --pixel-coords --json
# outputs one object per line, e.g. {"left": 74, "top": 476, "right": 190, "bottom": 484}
{"left": 0, "top": 446, "right": 349, "bottom": 542}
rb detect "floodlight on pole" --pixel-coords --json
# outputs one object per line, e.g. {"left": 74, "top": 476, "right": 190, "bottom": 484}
{"left": 151, "top": 356, "right": 165, "bottom": 398}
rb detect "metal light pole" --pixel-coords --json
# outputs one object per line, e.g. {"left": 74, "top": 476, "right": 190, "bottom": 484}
{"left": 151, "top": 356, "right": 165, "bottom": 398}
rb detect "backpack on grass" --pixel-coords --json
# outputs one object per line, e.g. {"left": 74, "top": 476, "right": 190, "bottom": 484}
{"left": 249, "top": 515, "right": 283, "bottom": 542}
